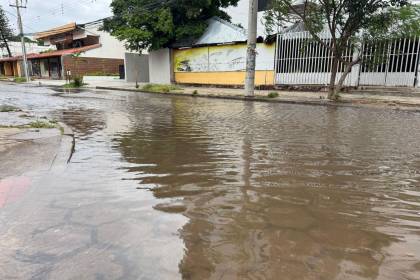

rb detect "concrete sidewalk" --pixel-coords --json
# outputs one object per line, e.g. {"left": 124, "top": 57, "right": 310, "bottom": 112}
{"left": 27, "top": 78, "right": 420, "bottom": 110}
{"left": 0, "top": 109, "right": 75, "bottom": 179}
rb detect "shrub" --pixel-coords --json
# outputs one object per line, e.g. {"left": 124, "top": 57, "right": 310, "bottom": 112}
{"left": 268, "top": 92, "right": 279, "bottom": 98}
{"left": 73, "top": 76, "right": 84, "bottom": 87}
{"left": 63, "top": 76, "right": 86, "bottom": 88}
{"left": 192, "top": 90, "right": 199, "bottom": 95}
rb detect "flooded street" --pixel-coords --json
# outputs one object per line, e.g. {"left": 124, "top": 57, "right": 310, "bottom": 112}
{"left": 1, "top": 83, "right": 420, "bottom": 279}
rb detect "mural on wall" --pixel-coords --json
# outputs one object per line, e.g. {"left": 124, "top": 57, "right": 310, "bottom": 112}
{"left": 174, "top": 43, "right": 275, "bottom": 73}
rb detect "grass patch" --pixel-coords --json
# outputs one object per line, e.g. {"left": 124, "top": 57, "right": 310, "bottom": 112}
{"left": 13, "top": 77, "right": 27, "bottom": 83}
{"left": 141, "top": 84, "right": 182, "bottom": 93}
{"left": 63, "top": 82, "right": 87, "bottom": 88}
{"left": 84, "top": 71, "right": 119, "bottom": 77}
{"left": 0, "top": 105, "right": 20, "bottom": 112}
{"left": 27, "top": 120, "right": 57, "bottom": 129}
{"left": 268, "top": 92, "right": 279, "bottom": 98}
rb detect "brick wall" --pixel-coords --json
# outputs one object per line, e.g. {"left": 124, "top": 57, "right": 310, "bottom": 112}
{"left": 63, "top": 56, "right": 124, "bottom": 77}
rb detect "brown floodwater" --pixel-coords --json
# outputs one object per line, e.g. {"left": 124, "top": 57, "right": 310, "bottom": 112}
{"left": 0, "top": 84, "right": 420, "bottom": 279}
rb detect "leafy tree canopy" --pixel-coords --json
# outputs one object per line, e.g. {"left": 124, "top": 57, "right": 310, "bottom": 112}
{"left": 103, "top": 0, "right": 240, "bottom": 53}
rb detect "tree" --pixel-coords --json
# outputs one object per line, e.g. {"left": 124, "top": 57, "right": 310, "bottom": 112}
{"left": 264, "top": 1, "right": 420, "bottom": 100}
{"left": 103, "top": 0, "right": 240, "bottom": 53}
{"left": 0, "top": 5, "right": 14, "bottom": 57}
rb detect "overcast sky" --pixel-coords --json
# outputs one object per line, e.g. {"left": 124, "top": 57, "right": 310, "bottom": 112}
{"left": 2, "top": 0, "right": 417, "bottom": 34}
{"left": 0, "top": 0, "right": 250, "bottom": 34}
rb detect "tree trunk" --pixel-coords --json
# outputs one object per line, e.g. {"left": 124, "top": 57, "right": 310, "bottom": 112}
{"left": 328, "top": 56, "right": 339, "bottom": 100}
{"left": 0, "top": 32, "right": 12, "bottom": 57}
{"left": 336, "top": 63, "right": 352, "bottom": 92}
{"left": 336, "top": 57, "right": 361, "bottom": 95}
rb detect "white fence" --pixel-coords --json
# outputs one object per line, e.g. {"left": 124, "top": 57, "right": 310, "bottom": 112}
{"left": 275, "top": 32, "right": 420, "bottom": 88}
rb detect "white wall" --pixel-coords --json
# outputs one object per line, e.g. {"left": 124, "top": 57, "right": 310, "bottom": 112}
{"left": 81, "top": 22, "right": 130, "bottom": 59}
{"left": 0, "top": 42, "right": 52, "bottom": 58}
{"left": 149, "top": 48, "right": 172, "bottom": 84}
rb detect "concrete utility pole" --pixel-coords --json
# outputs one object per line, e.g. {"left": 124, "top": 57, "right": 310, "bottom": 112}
{"left": 10, "top": 0, "right": 30, "bottom": 82}
{"left": 245, "top": 0, "right": 258, "bottom": 97}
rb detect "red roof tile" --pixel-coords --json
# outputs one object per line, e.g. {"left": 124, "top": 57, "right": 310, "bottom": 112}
{"left": 0, "top": 44, "right": 101, "bottom": 62}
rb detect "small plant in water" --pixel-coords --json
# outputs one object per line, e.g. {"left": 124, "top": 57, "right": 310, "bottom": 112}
{"left": 268, "top": 92, "right": 279, "bottom": 98}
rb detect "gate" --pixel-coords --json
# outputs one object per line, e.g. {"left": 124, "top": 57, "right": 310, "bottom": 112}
{"left": 275, "top": 33, "right": 420, "bottom": 88}
{"left": 359, "top": 37, "right": 420, "bottom": 87}
{"left": 274, "top": 31, "right": 356, "bottom": 86}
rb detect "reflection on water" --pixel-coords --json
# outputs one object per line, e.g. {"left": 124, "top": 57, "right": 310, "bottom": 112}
{"left": 114, "top": 96, "right": 420, "bottom": 279}
{"left": 1, "top": 84, "right": 420, "bottom": 279}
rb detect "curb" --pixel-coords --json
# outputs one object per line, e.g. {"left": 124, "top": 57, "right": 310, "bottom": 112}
{"left": 96, "top": 86, "right": 420, "bottom": 112}
{"left": 50, "top": 122, "right": 75, "bottom": 171}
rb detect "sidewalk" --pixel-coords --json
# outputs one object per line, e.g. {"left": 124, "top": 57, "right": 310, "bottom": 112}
{"left": 0, "top": 108, "right": 74, "bottom": 179}
{"left": 28, "top": 78, "right": 420, "bottom": 110}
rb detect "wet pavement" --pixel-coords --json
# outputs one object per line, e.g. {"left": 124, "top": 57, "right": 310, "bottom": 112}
{"left": 1, "top": 83, "right": 420, "bottom": 279}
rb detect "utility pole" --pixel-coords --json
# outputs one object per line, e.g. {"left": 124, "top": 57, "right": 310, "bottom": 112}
{"left": 10, "top": 0, "right": 30, "bottom": 82}
{"left": 245, "top": 0, "right": 258, "bottom": 97}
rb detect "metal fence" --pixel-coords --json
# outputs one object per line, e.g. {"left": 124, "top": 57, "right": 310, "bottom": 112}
{"left": 275, "top": 32, "right": 420, "bottom": 87}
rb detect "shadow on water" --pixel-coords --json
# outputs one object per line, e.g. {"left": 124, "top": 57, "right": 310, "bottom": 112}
{"left": 53, "top": 108, "right": 106, "bottom": 138}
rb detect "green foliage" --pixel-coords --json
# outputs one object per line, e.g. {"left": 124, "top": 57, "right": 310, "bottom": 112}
{"left": 28, "top": 120, "right": 57, "bottom": 129}
{"left": 63, "top": 76, "right": 85, "bottom": 88}
{"left": 13, "top": 77, "right": 27, "bottom": 83}
{"left": 103, "top": 0, "right": 240, "bottom": 52}
{"left": 0, "top": 5, "right": 14, "bottom": 57}
{"left": 84, "top": 71, "right": 119, "bottom": 76}
{"left": 192, "top": 90, "right": 199, "bottom": 95}
{"left": 141, "top": 83, "right": 182, "bottom": 93}
{"left": 73, "top": 76, "right": 84, "bottom": 87}
{"left": 268, "top": 92, "right": 279, "bottom": 98}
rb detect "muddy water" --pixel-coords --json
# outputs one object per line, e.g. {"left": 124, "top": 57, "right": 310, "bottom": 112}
{"left": 1, "top": 84, "right": 420, "bottom": 279}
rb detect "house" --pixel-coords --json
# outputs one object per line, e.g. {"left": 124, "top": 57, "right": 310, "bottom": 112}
{"left": 134, "top": 17, "right": 276, "bottom": 86}
{"left": 0, "top": 19, "right": 129, "bottom": 79}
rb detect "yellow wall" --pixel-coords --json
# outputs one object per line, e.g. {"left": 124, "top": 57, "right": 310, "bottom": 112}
{"left": 174, "top": 71, "right": 275, "bottom": 86}
{"left": 173, "top": 43, "right": 275, "bottom": 86}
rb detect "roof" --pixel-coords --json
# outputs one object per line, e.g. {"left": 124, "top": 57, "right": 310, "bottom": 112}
{"left": 35, "top": 22, "right": 77, "bottom": 40}
{"left": 171, "top": 17, "right": 247, "bottom": 48}
{"left": 0, "top": 44, "right": 101, "bottom": 62}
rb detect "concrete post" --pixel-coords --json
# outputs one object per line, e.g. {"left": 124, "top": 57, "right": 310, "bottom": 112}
{"left": 245, "top": 0, "right": 258, "bottom": 97}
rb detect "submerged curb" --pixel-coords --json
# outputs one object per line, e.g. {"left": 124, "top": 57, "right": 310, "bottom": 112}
{"left": 50, "top": 122, "right": 75, "bottom": 170}
{"left": 96, "top": 86, "right": 420, "bottom": 112}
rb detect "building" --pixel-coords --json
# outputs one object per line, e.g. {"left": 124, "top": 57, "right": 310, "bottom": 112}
{"left": 0, "top": 19, "right": 128, "bottom": 79}
{"left": 0, "top": 41, "right": 52, "bottom": 58}
{"left": 135, "top": 17, "right": 276, "bottom": 86}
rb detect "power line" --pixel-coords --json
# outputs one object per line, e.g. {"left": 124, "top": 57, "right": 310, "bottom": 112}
{"left": 3, "top": 8, "right": 37, "bottom": 33}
